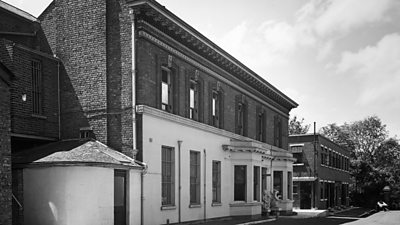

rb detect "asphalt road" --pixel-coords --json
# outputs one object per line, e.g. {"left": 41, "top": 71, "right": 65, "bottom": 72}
{"left": 197, "top": 208, "right": 400, "bottom": 225}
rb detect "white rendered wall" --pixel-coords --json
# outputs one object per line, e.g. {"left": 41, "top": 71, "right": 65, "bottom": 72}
{"left": 23, "top": 166, "right": 142, "bottom": 225}
{"left": 141, "top": 111, "right": 293, "bottom": 224}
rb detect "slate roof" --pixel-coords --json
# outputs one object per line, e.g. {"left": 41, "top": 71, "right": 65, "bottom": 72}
{"left": 13, "top": 139, "right": 142, "bottom": 168}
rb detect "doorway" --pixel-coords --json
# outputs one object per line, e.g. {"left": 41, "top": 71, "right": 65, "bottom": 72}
{"left": 114, "top": 170, "right": 127, "bottom": 225}
{"left": 300, "top": 182, "right": 312, "bottom": 209}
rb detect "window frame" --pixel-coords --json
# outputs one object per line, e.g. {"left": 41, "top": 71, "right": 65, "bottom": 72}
{"left": 161, "top": 146, "right": 175, "bottom": 206}
{"left": 31, "top": 60, "right": 42, "bottom": 115}
{"left": 234, "top": 165, "right": 247, "bottom": 201}
{"left": 161, "top": 67, "right": 172, "bottom": 112}
{"left": 190, "top": 150, "right": 201, "bottom": 205}
{"left": 212, "top": 160, "right": 221, "bottom": 204}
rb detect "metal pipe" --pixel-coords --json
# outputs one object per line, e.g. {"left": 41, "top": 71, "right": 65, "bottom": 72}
{"left": 203, "top": 149, "right": 207, "bottom": 221}
{"left": 178, "top": 140, "right": 182, "bottom": 223}
{"left": 57, "top": 58, "right": 61, "bottom": 140}
{"left": 129, "top": 10, "right": 141, "bottom": 224}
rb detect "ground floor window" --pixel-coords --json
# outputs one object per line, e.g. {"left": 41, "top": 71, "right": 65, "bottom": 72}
{"left": 190, "top": 151, "right": 201, "bottom": 204}
{"left": 273, "top": 171, "right": 283, "bottom": 199}
{"left": 212, "top": 160, "right": 221, "bottom": 203}
{"left": 234, "top": 165, "right": 247, "bottom": 201}
{"left": 287, "top": 172, "right": 292, "bottom": 200}
{"left": 162, "top": 146, "right": 175, "bottom": 206}
{"left": 254, "top": 166, "right": 260, "bottom": 201}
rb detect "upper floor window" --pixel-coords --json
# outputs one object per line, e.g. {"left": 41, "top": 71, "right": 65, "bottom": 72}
{"left": 256, "top": 108, "right": 266, "bottom": 142}
{"left": 211, "top": 91, "right": 220, "bottom": 127}
{"left": 161, "top": 67, "right": 172, "bottom": 112}
{"left": 32, "top": 60, "right": 42, "bottom": 115}
{"left": 274, "top": 116, "right": 282, "bottom": 148}
{"left": 189, "top": 79, "right": 199, "bottom": 120}
{"left": 236, "top": 96, "right": 247, "bottom": 136}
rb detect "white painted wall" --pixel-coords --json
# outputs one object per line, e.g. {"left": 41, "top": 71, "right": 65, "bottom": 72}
{"left": 141, "top": 110, "right": 293, "bottom": 224}
{"left": 23, "top": 166, "right": 142, "bottom": 225}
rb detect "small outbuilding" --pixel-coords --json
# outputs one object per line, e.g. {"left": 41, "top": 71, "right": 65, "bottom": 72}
{"left": 13, "top": 139, "right": 143, "bottom": 225}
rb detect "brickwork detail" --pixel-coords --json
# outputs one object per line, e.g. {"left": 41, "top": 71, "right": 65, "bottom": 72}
{"left": 0, "top": 74, "right": 11, "bottom": 225}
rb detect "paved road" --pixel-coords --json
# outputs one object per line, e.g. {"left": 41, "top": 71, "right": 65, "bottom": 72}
{"left": 196, "top": 209, "right": 400, "bottom": 225}
{"left": 343, "top": 211, "right": 400, "bottom": 225}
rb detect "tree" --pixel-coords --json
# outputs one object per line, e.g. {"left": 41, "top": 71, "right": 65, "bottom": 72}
{"left": 350, "top": 115, "right": 388, "bottom": 163}
{"left": 289, "top": 116, "right": 310, "bottom": 135}
{"left": 320, "top": 123, "right": 355, "bottom": 153}
{"left": 320, "top": 115, "right": 395, "bottom": 208}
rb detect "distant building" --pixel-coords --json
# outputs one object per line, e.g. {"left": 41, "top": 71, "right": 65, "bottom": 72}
{"left": 289, "top": 134, "right": 351, "bottom": 209}
{"left": 1, "top": 0, "right": 298, "bottom": 224}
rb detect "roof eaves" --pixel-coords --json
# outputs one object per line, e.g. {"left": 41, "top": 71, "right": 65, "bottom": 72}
{"left": 0, "top": 0, "right": 39, "bottom": 22}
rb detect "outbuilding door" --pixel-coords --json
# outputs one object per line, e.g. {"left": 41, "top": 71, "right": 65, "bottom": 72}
{"left": 114, "top": 170, "right": 127, "bottom": 225}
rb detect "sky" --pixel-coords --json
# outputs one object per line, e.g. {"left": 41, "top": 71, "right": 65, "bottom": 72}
{"left": 4, "top": 0, "right": 400, "bottom": 137}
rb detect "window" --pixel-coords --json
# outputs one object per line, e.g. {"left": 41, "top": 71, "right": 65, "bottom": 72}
{"left": 32, "top": 60, "right": 42, "bottom": 114}
{"left": 190, "top": 151, "right": 200, "bottom": 205}
{"left": 162, "top": 146, "right": 175, "bottom": 206}
{"left": 234, "top": 165, "right": 246, "bottom": 201}
{"left": 274, "top": 116, "right": 282, "bottom": 148}
{"left": 287, "top": 171, "right": 292, "bottom": 200}
{"left": 79, "top": 128, "right": 92, "bottom": 139}
{"left": 273, "top": 171, "right": 283, "bottom": 199}
{"left": 236, "top": 102, "right": 246, "bottom": 136}
{"left": 254, "top": 166, "right": 260, "bottom": 201}
{"left": 211, "top": 91, "right": 220, "bottom": 127}
{"left": 189, "top": 80, "right": 199, "bottom": 120}
{"left": 161, "top": 68, "right": 172, "bottom": 112}
{"left": 256, "top": 109, "right": 266, "bottom": 142}
{"left": 320, "top": 181, "right": 324, "bottom": 200}
{"left": 212, "top": 160, "right": 221, "bottom": 203}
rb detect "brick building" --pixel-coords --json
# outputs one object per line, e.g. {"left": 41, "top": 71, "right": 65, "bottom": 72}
{"left": 0, "top": 60, "right": 14, "bottom": 225}
{"left": 289, "top": 134, "right": 351, "bottom": 209}
{"left": 1, "top": 1, "right": 142, "bottom": 225}
{"left": 2, "top": 0, "right": 298, "bottom": 224}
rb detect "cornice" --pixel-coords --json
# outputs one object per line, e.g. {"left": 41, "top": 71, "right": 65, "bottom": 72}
{"left": 137, "top": 30, "right": 289, "bottom": 118}
{"left": 127, "top": 0, "right": 298, "bottom": 110}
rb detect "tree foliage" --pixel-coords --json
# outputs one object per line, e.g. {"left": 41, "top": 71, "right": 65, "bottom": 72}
{"left": 320, "top": 115, "right": 400, "bottom": 207}
{"left": 289, "top": 116, "right": 310, "bottom": 135}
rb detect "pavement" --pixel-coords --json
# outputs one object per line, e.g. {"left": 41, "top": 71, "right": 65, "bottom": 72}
{"left": 182, "top": 207, "right": 400, "bottom": 225}
{"left": 341, "top": 210, "right": 400, "bottom": 225}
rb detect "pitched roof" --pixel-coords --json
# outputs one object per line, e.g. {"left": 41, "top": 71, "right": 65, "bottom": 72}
{"left": 13, "top": 139, "right": 142, "bottom": 168}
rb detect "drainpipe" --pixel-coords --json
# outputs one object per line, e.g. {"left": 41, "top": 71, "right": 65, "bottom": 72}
{"left": 203, "top": 149, "right": 207, "bottom": 222}
{"left": 178, "top": 140, "right": 182, "bottom": 223}
{"left": 135, "top": 160, "right": 147, "bottom": 225}
{"left": 129, "top": 9, "right": 137, "bottom": 152}
{"left": 56, "top": 57, "right": 61, "bottom": 140}
{"left": 129, "top": 9, "right": 141, "bottom": 224}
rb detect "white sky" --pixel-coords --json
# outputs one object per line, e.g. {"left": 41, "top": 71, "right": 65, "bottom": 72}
{"left": 4, "top": 0, "right": 400, "bottom": 137}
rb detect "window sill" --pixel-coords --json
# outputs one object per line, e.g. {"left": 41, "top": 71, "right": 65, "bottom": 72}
{"left": 161, "top": 205, "right": 176, "bottom": 210}
{"left": 212, "top": 202, "right": 222, "bottom": 207}
{"left": 31, "top": 114, "right": 47, "bottom": 119}
{"left": 189, "top": 204, "right": 201, "bottom": 208}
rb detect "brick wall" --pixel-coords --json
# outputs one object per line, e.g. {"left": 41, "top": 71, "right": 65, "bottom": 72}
{"left": 136, "top": 37, "right": 289, "bottom": 149}
{"left": 0, "top": 70, "right": 11, "bottom": 225}
{"left": 40, "top": 0, "right": 108, "bottom": 142}
{"left": 39, "top": 0, "right": 137, "bottom": 156}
